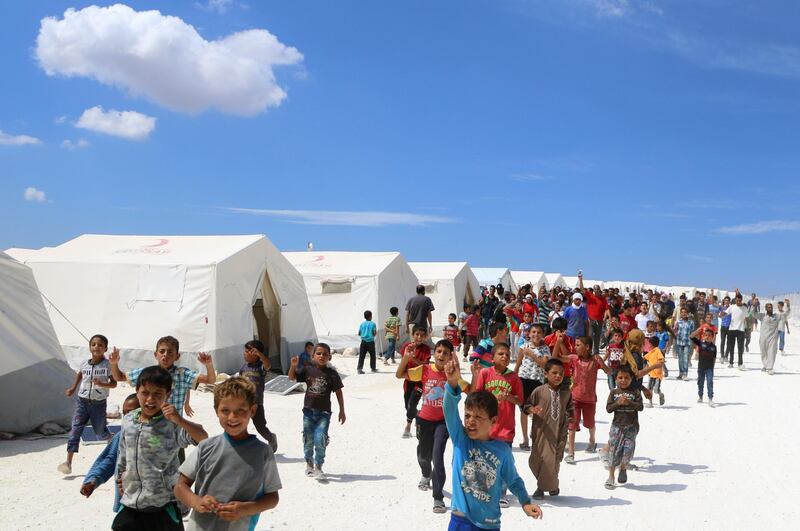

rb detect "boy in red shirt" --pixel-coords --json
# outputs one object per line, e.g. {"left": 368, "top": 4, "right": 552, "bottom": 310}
{"left": 545, "top": 317, "right": 575, "bottom": 387}
{"left": 565, "top": 336, "right": 610, "bottom": 464}
{"left": 399, "top": 325, "right": 432, "bottom": 438}
{"left": 442, "top": 313, "right": 461, "bottom": 350}
{"left": 470, "top": 342, "right": 524, "bottom": 508}
{"left": 619, "top": 304, "right": 638, "bottom": 338}
{"left": 396, "top": 339, "right": 467, "bottom": 514}
{"left": 462, "top": 305, "right": 481, "bottom": 361}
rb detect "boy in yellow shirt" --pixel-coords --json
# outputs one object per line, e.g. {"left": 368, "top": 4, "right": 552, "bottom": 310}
{"left": 643, "top": 336, "right": 665, "bottom": 407}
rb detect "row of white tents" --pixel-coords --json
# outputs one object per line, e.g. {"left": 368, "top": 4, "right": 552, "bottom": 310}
{"left": 2, "top": 233, "right": 736, "bottom": 432}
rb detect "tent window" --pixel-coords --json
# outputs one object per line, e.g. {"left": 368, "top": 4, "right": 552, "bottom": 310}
{"left": 321, "top": 278, "right": 354, "bottom": 294}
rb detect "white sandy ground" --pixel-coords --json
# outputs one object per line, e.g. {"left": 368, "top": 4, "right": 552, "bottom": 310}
{"left": 2, "top": 323, "right": 800, "bottom": 531}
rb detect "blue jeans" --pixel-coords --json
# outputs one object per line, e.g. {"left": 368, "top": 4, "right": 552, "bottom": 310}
{"left": 383, "top": 337, "right": 397, "bottom": 361}
{"left": 778, "top": 331, "right": 786, "bottom": 351}
{"left": 449, "top": 514, "right": 498, "bottom": 531}
{"left": 302, "top": 408, "right": 331, "bottom": 466}
{"left": 67, "top": 397, "right": 109, "bottom": 453}
{"left": 676, "top": 344, "right": 691, "bottom": 376}
{"left": 697, "top": 367, "right": 714, "bottom": 399}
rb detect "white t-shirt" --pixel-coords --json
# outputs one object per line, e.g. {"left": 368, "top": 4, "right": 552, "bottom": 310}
{"left": 635, "top": 313, "right": 654, "bottom": 330}
{"left": 726, "top": 304, "right": 747, "bottom": 332}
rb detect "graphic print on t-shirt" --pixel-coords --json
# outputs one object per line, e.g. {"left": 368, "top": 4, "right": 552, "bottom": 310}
{"left": 461, "top": 448, "right": 499, "bottom": 502}
{"left": 307, "top": 376, "right": 329, "bottom": 397}
{"left": 423, "top": 380, "right": 445, "bottom": 408}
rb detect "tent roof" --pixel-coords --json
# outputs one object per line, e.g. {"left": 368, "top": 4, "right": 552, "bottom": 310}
{"left": 510, "top": 270, "right": 546, "bottom": 285}
{"left": 408, "top": 261, "right": 470, "bottom": 280}
{"left": 284, "top": 251, "right": 404, "bottom": 277}
{"left": 8, "top": 234, "right": 264, "bottom": 266}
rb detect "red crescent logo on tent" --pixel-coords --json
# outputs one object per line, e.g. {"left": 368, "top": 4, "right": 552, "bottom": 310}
{"left": 311, "top": 255, "right": 324, "bottom": 262}
{"left": 145, "top": 238, "right": 169, "bottom": 247}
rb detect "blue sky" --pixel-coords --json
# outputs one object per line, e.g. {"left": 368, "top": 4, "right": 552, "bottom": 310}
{"left": 1, "top": 1, "right": 798, "bottom": 294}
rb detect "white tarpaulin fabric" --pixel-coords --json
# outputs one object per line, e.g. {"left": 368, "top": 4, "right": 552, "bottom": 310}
{"left": 7, "top": 235, "right": 315, "bottom": 374}
{"left": 472, "top": 268, "right": 514, "bottom": 291}
{"left": 0, "top": 252, "right": 73, "bottom": 433}
{"left": 284, "top": 251, "right": 419, "bottom": 351}
{"left": 408, "top": 262, "right": 481, "bottom": 329}
{"left": 509, "top": 271, "right": 547, "bottom": 293}
{"left": 544, "top": 273, "right": 567, "bottom": 290}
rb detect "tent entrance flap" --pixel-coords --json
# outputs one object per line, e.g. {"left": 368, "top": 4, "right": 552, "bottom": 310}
{"left": 253, "top": 271, "right": 282, "bottom": 371}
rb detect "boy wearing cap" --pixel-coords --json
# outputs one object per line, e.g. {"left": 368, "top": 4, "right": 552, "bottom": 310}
{"left": 563, "top": 293, "right": 590, "bottom": 340}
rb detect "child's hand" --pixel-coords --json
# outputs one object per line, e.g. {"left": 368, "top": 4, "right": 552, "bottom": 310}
{"left": 197, "top": 352, "right": 212, "bottom": 365}
{"left": 162, "top": 403, "right": 180, "bottom": 422}
{"left": 523, "top": 503, "right": 543, "bottom": 519}
{"left": 64, "top": 387, "right": 74, "bottom": 397}
{"left": 529, "top": 405, "right": 543, "bottom": 416}
{"left": 80, "top": 481, "right": 96, "bottom": 497}
{"left": 470, "top": 360, "right": 481, "bottom": 376}
{"left": 444, "top": 356, "right": 460, "bottom": 387}
{"left": 217, "top": 501, "right": 246, "bottom": 521}
{"left": 108, "top": 347, "right": 120, "bottom": 364}
{"left": 195, "top": 494, "right": 219, "bottom": 514}
{"left": 290, "top": 356, "right": 299, "bottom": 367}
{"left": 617, "top": 395, "right": 629, "bottom": 405}
{"left": 338, "top": 410, "right": 347, "bottom": 424}
{"left": 184, "top": 402, "right": 195, "bottom": 417}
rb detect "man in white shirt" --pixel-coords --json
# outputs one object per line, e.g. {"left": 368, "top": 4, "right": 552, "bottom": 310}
{"left": 724, "top": 295, "right": 747, "bottom": 370}
{"left": 777, "top": 300, "right": 791, "bottom": 355}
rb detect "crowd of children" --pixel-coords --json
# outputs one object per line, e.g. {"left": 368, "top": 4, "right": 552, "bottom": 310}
{"left": 56, "top": 274, "right": 790, "bottom": 531}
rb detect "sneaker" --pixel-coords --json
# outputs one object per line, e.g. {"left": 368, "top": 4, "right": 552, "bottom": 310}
{"left": 518, "top": 441, "right": 531, "bottom": 451}
{"left": 659, "top": 392, "right": 665, "bottom": 406}
{"left": 728, "top": 363, "right": 733, "bottom": 368}
{"left": 645, "top": 402, "right": 653, "bottom": 408}
{"left": 305, "top": 462, "right": 315, "bottom": 477}
{"left": 433, "top": 499, "right": 447, "bottom": 514}
{"left": 604, "top": 478, "right": 616, "bottom": 490}
{"left": 618, "top": 469, "right": 627, "bottom": 484}
{"left": 564, "top": 454, "right": 575, "bottom": 465}
{"left": 267, "top": 433, "right": 279, "bottom": 453}
{"left": 781, "top": 350, "right": 786, "bottom": 356}
{"left": 532, "top": 489, "right": 545, "bottom": 500}
{"left": 357, "top": 369, "right": 365, "bottom": 375}
{"left": 401, "top": 428, "right": 412, "bottom": 439}
{"left": 418, "top": 476, "right": 431, "bottom": 491}
{"left": 313, "top": 465, "right": 328, "bottom": 482}
{"left": 697, "top": 397, "right": 703, "bottom": 403}
{"left": 498, "top": 496, "right": 510, "bottom": 508}
{"left": 708, "top": 399, "right": 715, "bottom": 407}
{"left": 761, "top": 367, "right": 767, "bottom": 372}
{"left": 57, "top": 462, "right": 71, "bottom": 475}
{"left": 586, "top": 442, "right": 597, "bottom": 453}
{"left": 738, "top": 365, "right": 746, "bottom": 371}
{"left": 384, "top": 360, "right": 389, "bottom": 366}
{"left": 549, "top": 488, "right": 560, "bottom": 496}
{"left": 768, "top": 369, "right": 774, "bottom": 375}
{"left": 371, "top": 369, "right": 378, "bottom": 373}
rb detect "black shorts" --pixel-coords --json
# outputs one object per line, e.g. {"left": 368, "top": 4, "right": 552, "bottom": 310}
{"left": 520, "top": 378, "right": 543, "bottom": 408}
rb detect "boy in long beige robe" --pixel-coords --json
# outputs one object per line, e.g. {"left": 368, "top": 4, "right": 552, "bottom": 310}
{"left": 524, "top": 358, "right": 573, "bottom": 499}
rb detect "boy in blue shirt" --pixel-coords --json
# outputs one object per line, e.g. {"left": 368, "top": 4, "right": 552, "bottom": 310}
{"left": 358, "top": 310, "right": 378, "bottom": 374}
{"left": 443, "top": 355, "right": 542, "bottom": 530}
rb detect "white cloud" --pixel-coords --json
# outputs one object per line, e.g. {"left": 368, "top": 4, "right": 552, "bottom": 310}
{"left": 76, "top": 106, "right": 156, "bottom": 140}
{"left": 584, "top": 0, "right": 630, "bottom": 18}
{"left": 197, "top": 0, "right": 234, "bottom": 13}
{"left": 0, "top": 130, "right": 42, "bottom": 146}
{"left": 61, "top": 138, "right": 91, "bottom": 150}
{"left": 223, "top": 208, "right": 456, "bottom": 227}
{"left": 36, "top": 4, "right": 303, "bottom": 116}
{"left": 679, "top": 199, "right": 739, "bottom": 209}
{"left": 685, "top": 254, "right": 713, "bottom": 263}
{"left": 55, "top": 115, "right": 67, "bottom": 124}
{"left": 715, "top": 220, "right": 800, "bottom": 235}
{"left": 24, "top": 187, "right": 48, "bottom": 202}
{"left": 512, "top": 173, "right": 553, "bottom": 182}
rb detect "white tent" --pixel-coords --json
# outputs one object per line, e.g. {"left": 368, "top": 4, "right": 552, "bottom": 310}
{"left": 509, "top": 271, "right": 547, "bottom": 293}
{"left": 544, "top": 273, "right": 567, "bottom": 290}
{"left": 562, "top": 276, "right": 580, "bottom": 289}
{"left": 408, "top": 262, "right": 481, "bottom": 329}
{"left": 284, "top": 251, "right": 419, "bottom": 351}
{"left": 472, "top": 267, "right": 514, "bottom": 291}
{"left": 583, "top": 279, "right": 605, "bottom": 289}
{"left": 7, "top": 235, "right": 315, "bottom": 374}
{"left": 0, "top": 252, "right": 74, "bottom": 433}
{"left": 670, "top": 286, "right": 697, "bottom": 298}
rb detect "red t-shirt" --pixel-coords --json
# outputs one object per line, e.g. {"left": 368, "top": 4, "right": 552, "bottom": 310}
{"left": 544, "top": 333, "right": 576, "bottom": 378}
{"left": 522, "top": 302, "right": 539, "bottom": 320}
{"left": 464, "top": 314, "right": 480, "bottom": 336}
{"left": 569, "top": 356, "right": 601, "bottom": 403}
{"left": 584, "top": 291, "right": 608, "bottom": 321}
{"left": 619, "top": 314, "right": 638, "bottom": 338}
{"left": 443, "top": 324, "right": 460, "bottom": 346}
{"left": 475, "top": 367, "right": 524, "bottom": 442}
{"left": 400, "top": 342, "right": 432, "bottom": 390}
{"left": 408, "top": 365, "right": 449, "bottom": 421}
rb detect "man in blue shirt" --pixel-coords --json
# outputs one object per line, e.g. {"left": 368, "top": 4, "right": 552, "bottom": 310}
{"left": 563, "top": 293, "right": 589, "bottom": 339}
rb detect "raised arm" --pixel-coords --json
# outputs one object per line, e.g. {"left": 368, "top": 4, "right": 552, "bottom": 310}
{"left": 287, "top": 356, "right": 299, "bottom": 381}
{"left": 108, "top": 347, "right": 127, "bottom": 382}
{"left": 195, "top": 353, "right": 216, "bottom": 385}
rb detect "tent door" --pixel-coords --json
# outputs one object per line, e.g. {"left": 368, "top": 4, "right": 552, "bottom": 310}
{"left": 252, "top": 271, "right": 282, "bottom": 371}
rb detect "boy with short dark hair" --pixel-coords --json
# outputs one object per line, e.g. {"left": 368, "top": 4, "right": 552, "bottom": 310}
{"left": 644, "top": 336, "right": 666, "bottom": 407}
{"left": 691, "top": 327, "right": 717, "bottom": 406}
{"left": 175, "top": 377, "right": 281, "bottom": 531}
{"left": 237, "top": 339, "right": 278, "bottom": 452}
{"left": 399, "top": 325, "right": 432, "bottom": 438}
{"left": 109, "top": 335, "right": 216, "bottom": 417}
{"left": 288, "top": 344, "right": 346, "bottom": 481}
{"left": 470, "top": 321, "right": 508, "bottom": 369}
{"left": 443, "top": 313, "right": 461, "bottom": 351}
{"left": 357, "top": 310, "right": 378, "bottom": 374}
{"left": 545, "top": 317, "right": 575, "bottom": 388}
{"left": 396, "top": 340, "right": 467, "bottom": 514}
{"left": 443, "top": 356, "right": 542, "bottom": 528}
{"left": 114, "top": 366, "right": 208, "bottom": 530}
{"left": 462, "top": 305, "right": 481, "bottom": 361}
{"left": 565, "top": 337, "right": 610, "bottom": 464}
{"left": 383, "top": 307, "right": 402, "bottom": 365}
{"left": 60, "top": 333, "right": 116, "bottom": 475}
{"left": 298, "top": 341, "right": 315, "bottom": 372}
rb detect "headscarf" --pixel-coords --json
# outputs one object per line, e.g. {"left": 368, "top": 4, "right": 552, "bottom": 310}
{"left": 622, "top": 329, "right": 644, "bottom": 372}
